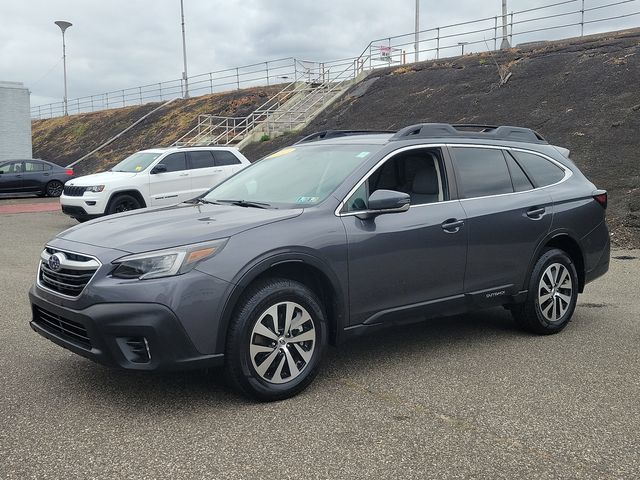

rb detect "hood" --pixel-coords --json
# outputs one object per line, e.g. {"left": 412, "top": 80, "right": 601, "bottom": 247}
{"left": 66, "top": 171, "right": 139, "bottom": 186}
{"left": 57, "top": 203, "right": 303, "bottom": 253}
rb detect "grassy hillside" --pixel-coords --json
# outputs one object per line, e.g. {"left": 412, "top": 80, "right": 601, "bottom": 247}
{"left": 32, "top": 85, "right": 280, "bottom": 175}
{"left": 243, "top": 29, "right": 640, "bottom": 247}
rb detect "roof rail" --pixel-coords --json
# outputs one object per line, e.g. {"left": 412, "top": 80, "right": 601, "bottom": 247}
{"left": 389, "top": 123, "right": 547, "bottom": 144}
{"left": 294, "top": 130, "right": 394, "bottom": 145}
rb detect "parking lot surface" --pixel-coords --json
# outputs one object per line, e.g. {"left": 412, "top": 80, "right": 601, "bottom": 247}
{"left": 1, "top": 210, "right": 638, "bottom": 479}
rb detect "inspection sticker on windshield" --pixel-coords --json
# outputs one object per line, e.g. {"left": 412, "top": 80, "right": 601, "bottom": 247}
{"left": 356, "top": 151, "right": 370, "bottom": 158}
{"left": 296, "top": 196, "right": 319, "bottom": 204}
{"left": 266, "top": 147, "right": 296, "bottom": 159}
{"left": 135, "top": 166, "right": 142, "bottom": 171}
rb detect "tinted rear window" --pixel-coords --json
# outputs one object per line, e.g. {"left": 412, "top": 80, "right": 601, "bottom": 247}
{"left": 512, "top": 150, "right": 565, "bottom": 187}
{"left": 214, "top": 150, "right": 241, "bottom": 166}
{"left": 505, "top": 153, "right": 534, "bottom": 192}
{"left": 452, "top": 147, "right": 513, "bottom": 198}
{"left": 189, "top": 151, "right": 215, "bottom": 169}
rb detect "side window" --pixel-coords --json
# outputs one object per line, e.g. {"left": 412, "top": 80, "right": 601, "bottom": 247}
{"left": 0, "top": 162, "right": 23, "bottom": 173}
{"left": 344, "top": 148, "right": 446, "bottom": 212}
{"left": 214, "top": 150, "right": 241, "bottom": 166}
{"left": 189, "top": 151, "right": 215, "bottom": 169}
{"left": 160, "top": 153, "right": 187, "bottom": 172}
{"left": 452, "top": 147, "right": 513, "bottom": 198}
{"left": 25, "top": 162, "right": 45, "bottom": 172}
{"left": 512, "top": 150, "right": 565, "bottom": 187}
{"left": 505, "top": 153, "right": 534, "bottom": 192}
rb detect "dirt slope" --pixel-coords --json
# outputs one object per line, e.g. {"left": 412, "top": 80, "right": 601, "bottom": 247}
{"left": 242, "top": 29, "right": 640, "bottom": 247}
{"left": 32, "top": 85, "right": 280, "bottom": 175}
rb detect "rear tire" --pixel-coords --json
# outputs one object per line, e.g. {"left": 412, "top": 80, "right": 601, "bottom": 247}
{"left": 106, "top": 194, "right": 141, "bottom": 215}
{"left": 225, "top": 278, "right": 327, "bottom": 401}
{"left": 45, "top": 180, "right": 64, "bottom": 197}
{"left": 512, "top": 248, "right": 579, "bottom": 335}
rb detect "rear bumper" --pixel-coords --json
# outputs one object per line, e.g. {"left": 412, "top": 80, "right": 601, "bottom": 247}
{"left": 29, "top": 286, "right": 224, "bottom": 371}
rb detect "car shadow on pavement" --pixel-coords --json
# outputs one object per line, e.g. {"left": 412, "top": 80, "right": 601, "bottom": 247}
{"left": 50, "top": 307, "right": 527, "bottom": 407}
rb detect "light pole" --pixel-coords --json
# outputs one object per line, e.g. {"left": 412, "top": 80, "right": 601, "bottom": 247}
{"left": 180, "top": 0, "right": 189, "bottom": 98}
{"left": 54, "top": 20, "right": 72, "bottom": 116}
{"left": 500, "top": 0, "right": 511, "bottom": 49}
{"left": 414, "top": 0, "right": 420, "bottom": 62}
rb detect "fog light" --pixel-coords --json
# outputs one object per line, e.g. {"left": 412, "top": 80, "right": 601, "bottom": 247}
{"left": 116, "top": 336, "right": 151, "bottom": 363}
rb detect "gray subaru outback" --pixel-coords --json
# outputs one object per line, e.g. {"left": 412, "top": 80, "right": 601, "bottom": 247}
{"left": 29, "top": 124, "right": 610, "bottom": 401}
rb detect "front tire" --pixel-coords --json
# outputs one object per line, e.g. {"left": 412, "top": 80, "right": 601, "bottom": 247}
{"left": 512, "top": 248, "right": 579, "bottom": 334}
{"left": 45, "top": 180, "right": 64, "bottom": 197}
{"left": 225, "top": 278, "right": 327, "bottom": 401}
{"left": 106, "top": 194, "right": 141, "bottom": 215}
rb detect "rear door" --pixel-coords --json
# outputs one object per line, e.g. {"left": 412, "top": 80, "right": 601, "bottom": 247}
{"left": 448, "top": 145, "right": 553, "bottom": 299}
{"left": 213, "top": 150, "right": 245, "bottom": 176}
{"left": 340, "top": 146, "right": 468, "bottom": 326}
{"left": 187, "top": 150, "right": 226, "bottom": 195}
{"left": 148, "top": 152, "right": 193, "bottom": 205}
{"left": 0, "top": 162, "right": 24, "bottom": 193}
{"left": 22, "top": 161, "right": 48, "bottom": 192}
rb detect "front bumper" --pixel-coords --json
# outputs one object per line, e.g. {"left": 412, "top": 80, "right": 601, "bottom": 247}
{"left": 60, "top": 193, "right": 108, "bottom": 216}
{"left": 29, "top": 285, "right": 224, "bottom": 371}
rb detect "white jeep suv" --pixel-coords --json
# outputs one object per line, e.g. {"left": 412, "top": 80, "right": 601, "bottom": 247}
{"left": 60, "top": 146, "right": 250, "bottom": 221}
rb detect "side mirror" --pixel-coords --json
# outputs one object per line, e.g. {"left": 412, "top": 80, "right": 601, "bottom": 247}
{"left": 356, "top": 189, "right": 410, "bottom": 219}
{"left": 151, "top": 164, "right": 167, "bottom": 174}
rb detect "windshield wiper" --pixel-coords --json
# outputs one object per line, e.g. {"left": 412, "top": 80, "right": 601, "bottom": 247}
{"left": 216, "top": 199, "right": 271, "bottom": 209}
{"left": 183, "top": 197, "right": 220, "bottom": 205}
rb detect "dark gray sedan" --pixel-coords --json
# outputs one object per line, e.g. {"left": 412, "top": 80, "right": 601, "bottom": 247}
{"left": 28, "top": 124, "right": 610, "bottom": 401}
{"left": 0, "top": 159, "right": 74, "bottom": 197}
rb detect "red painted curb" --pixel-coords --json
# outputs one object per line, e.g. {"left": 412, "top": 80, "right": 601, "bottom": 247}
{"left": 0, "top": 203, "right": 61, "bottom": 214}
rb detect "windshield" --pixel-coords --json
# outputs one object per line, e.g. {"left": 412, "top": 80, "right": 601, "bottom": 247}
{"left": 204, "top": 145, "right": 376, "bottom": 208}
{"left": 112, "top": 152, "right": 162, "bottom": 172}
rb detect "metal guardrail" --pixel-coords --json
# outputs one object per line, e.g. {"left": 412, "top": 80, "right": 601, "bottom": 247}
{"left": 32, "top": 0, "right": 640, "bottom": 119}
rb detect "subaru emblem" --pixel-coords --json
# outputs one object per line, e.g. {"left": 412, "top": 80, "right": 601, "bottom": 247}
{"left": 48, "top": 253, "right": 63, "bottom": 272}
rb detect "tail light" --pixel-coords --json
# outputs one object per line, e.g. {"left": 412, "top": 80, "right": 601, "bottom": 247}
{"left": 65, "top": 168, "right": 74, "bottom": 176}
{"left": 593, "top": 190, "right": 607, "bottom": 209}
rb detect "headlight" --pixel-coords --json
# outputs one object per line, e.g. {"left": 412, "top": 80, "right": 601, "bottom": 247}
{"left": 111, "top": 239, "right": 228, "bottom": 280}
{"left": 85, "top": 185, "right": 105, "bottom": 193}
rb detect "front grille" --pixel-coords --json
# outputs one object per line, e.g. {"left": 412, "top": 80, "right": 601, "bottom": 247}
{"left": 33, "top": 306, "right": 91, "bottom": 349}
{"left": 63, "top": 185, "right": 87, "bottom": 197}
{"left": 39, "top": 248, "right": 100, "bottom": 298}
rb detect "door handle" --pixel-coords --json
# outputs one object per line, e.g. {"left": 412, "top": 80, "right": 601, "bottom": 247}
{"left": 441, "top": 218, "right": 464, "bottom": 233}
{"left": 526, "top": 207, "right": 546, "bottom": 219}
{"left": 179, "top": 173, "right": 189, "bottom": 177}
{"left": 213, "top": 169, "right": 223, "bottom": 173}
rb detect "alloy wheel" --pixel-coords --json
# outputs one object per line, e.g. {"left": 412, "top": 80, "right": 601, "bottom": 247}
{"left": 249, "top": 301, "right": 316, "bottom": 384}
{"left": 47, "top": 181, "right": 63, "bottom": 197}
{"left": 538, "top": 262, "right": 573, "bottom": 323}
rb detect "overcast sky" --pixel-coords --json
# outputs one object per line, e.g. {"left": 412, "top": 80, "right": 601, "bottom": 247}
{"left": 1, "top": 0, "right": 638, "bottom": 108}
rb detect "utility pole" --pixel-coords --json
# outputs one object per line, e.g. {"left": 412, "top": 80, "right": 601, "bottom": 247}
{"left": 414, "top": 0, "right": 420, "bottom": 62}
{"left": 500, "top": 0, "right": 511, "bottom": 49}
{"left": 180, "top": 0, "right": 189, "bottom": 98}
{"left": 54, "top": 21, "right": 72, "bottom": 116}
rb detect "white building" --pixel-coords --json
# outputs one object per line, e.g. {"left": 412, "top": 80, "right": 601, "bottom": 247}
{"left": 0, "top": 81, "right": 32, "bottom": 161}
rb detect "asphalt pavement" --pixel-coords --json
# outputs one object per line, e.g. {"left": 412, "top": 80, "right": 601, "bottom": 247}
{"left": 1, "top": 209, "right": 638, "bottom": 479}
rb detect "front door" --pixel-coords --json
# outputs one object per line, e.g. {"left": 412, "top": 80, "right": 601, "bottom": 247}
{"left": 340, "top": 147, "right": 468, "bottom": 326}
{"left": 0, "top": 162, "right": 24, "bottom": 193}
{"left": 148, "top": 152, "right": 193, "bottom": 205}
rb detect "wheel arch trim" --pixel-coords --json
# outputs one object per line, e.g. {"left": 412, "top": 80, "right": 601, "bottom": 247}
{"left": 215, "top": 251, "right": 348, "bottom": 352}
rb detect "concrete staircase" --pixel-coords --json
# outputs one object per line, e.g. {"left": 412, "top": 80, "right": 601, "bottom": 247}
{"left": 173, "top": 62, "right": 358, "bottom": 148}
